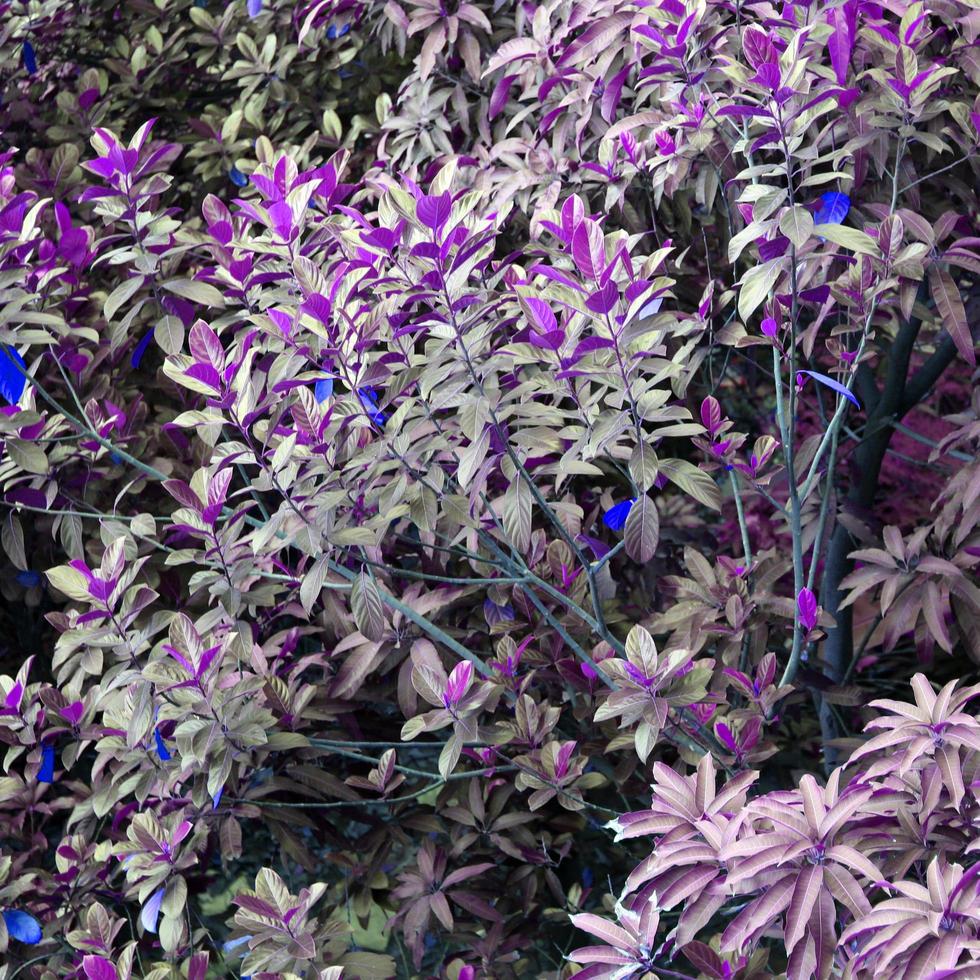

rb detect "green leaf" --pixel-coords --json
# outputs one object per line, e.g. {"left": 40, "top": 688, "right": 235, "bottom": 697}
{"left": 7, "top": 438, "right": 48, "bottom": 474}
{"left": 813, "top": 223, "right": 879, "bottom": 256}
{"left": 45, "top": 565, "right": 93, "bottom": 602}
{"left": 779, "top": 206, "right": 814, "bottom": 249}
{"left": 628, "top": 443, "right": 659, "bottom": 492}
{"left": 738, "top": 259, "right": 784, "bottom": 322}
{"left": 300, "top": 555, "right": 329, "bottom": 614}
{"left": 624, "top": 494, "right": 659, "bottom": 563}
{"left": 351, "top": 571, "right": 386, "bottom": 642}
{"left": 153, "top": 315, "right": 185, "bottom": 356}
{"left": 502, "top": 477, "right": 532, "bottom": 553}
{"left": 331, "top": 527, "right": 379, "bottom": 547}
{"left": 162, "top": 279, "right": 226, "bottom": 307}
{"left": 658, "top": 458, "right": 721, "bottom": 511}
{"left": 104, "top": 276, "right": 145, "bottom": 322}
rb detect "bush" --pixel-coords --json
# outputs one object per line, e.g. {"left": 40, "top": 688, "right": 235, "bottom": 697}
{"left": 0, "top": 0, "right": 978, "bottom": 978}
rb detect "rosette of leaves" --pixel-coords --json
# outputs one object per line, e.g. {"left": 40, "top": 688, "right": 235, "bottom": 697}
{"left": 513, "top": 738, "right": 606, "bottom": 812}
{"left": 113, "top": 811, "right": 207, "bottom": 953}
{"left": 593, "top": 625, "right": 711, "bottom": 762}
{"left": 400, "top": 640, "right": 501, "bottom": 779}
{"left": 610, "top": 754, "right": 758, "bottom": 946}
{"left": 841, "top": 857, "right": 980, "bottom": 979}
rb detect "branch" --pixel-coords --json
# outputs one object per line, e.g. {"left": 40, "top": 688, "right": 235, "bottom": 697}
{"left": 900, "top": 335, "right": 959, "bottom": 414}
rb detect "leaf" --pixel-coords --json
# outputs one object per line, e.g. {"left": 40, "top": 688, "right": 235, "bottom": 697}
{"left": 162, "top": 279, "right": 226, "bottom": 307}
{"left": 82, "top": 956, "right": 119, "bottom": 980}
{"left": 438, "top": 732, "right": 463, "bottom": 779}
{"left": 658, "top": 459, "right": 721, "bottom": 511}
{"left": 571, "top": 220, "right": 606, "bottom": 280}
{"left": 351, "top": 572, "right": 386, "bottom": 642}
{"left": 629, "top": 443, "right": 659, "bottom": 492}
{"left": 7, "top": 439, "right": 48, "bottom": 475}
{"left": 779, "top": 206, "right": 814, "bottom": 248}
{"left": 300, "top": 555, "right": 329, "bottom": 613}
{"left": 784, "top": 865, "right": 823, "bottom": 953}
{"left": 2, "top": 909, "right": 42, "bottom": 944}
{"left": 45, "top": 565, "right": 93, "bottom": 602}
{"left": 0, "top": 346, "right": 27, "bottom": 405}
{"left": 738, "top": 259, "right": 783, "bottom": 322}
{"left": 929, "top": 264, "right": 975, "bottom": 366}
{"left": 797, "top": 370, "right": 860, "bottom": 409}
{"left": 603, "top": 499, "right": 635, "bottom": 531}
{"left": 624, "top": 494, "right": 659, "bottom": 563}
{"left": 104, "top": 277, "right": 145, "bottom": 322}
{"left": 503, "top": 477, "right": 532, "bottom": 553}
{"left": 154, "top": 316, "right": 185, "bottom": 356}
{"left": 140, "top": 887, "right": 165, "bottom": 934}
{"left": 813, "top": 191, "right": 850, "bottom": 225}
{"left": 813, "top": 223, "right": 878, "bottom": 255}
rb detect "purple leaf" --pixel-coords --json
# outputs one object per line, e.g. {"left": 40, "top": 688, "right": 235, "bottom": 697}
{"left": 528, "top": 329, "right": 565, "bottom": 350}
{"left": 585, "top": 281, "right": 619, "bottom": 315}
{"left": 60, "top": 700, "right": 84, "bottom": 725}
{"left": 797, "top": 370, "right": 860, "bottom": 409}
{"left": 82, "top": 955, "right": 119, "bottom": 980}
{"left": 797, "top": 587, "right": 818, "bottom": 632}
{"left": 417, "top": 193, "right": 452, "bottom": 233}
{"left": 524, "top": 297, "right": 557, "bottom": 334}
{"left": 5, "top": 681, "right": 23, "bottom": 709}
{"left": 571, "top": 221, "right": 605, "bottom": 280}
{"left": 826, "top": 8, "right": 854, "bottom": 85}
{"left": 443, "top": 662, "right": 473, "bottom": 707}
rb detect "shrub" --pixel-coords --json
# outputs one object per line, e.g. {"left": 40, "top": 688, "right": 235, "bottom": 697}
{"left": 0, "top": 0, "right": 977, "bottom": 978}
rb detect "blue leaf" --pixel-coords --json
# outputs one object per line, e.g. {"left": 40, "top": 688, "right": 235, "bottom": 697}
{"left": 223, "top": 934, "right": 253, "bottom": 953}
{"left": 229, "top": 167, "right": 248, "bottom": 187}
{"left": 22, "top": 42, "right": 37, "bottom": 75}
{"left": 314, "top": 377, "right": 334, "bottom": 403}
{"left": 247, "top": 0, "right": 263, "bottom": 15}
{"left": 797, "top": 370, "right": 860, "bottom": 409}
{"left": 0, "top": 346, "right": 27, "bottom": 405}
{"left": 140, "top": 887, "right": 165, "bottom": 934}
{"left": 2, "top": 909, "right": 42, "bottom": 944}
{"left": 131, "top": 331, "right": 154, "bottom": 368}
{"left": 154, "top": 728, "right": 172, "bottom": 762}
{"left": 16, "top": 570, "right": 41, "bottom": 588}
{"left": 602, "top": 498, "right": 636, "bottom": 532}
{"left": 813, "top": 191, "right": 850, "bottom": 226}
{"left": 37, "top": 744, "right": 55, "bottom": 783}
{"left": 339, "top": 23, "right": 350, "bottom": 36}
{"left": 212, "top": 785, "right": 224, "bottom": 810}
{"left": 357, "top": 387, "right": 386, "bottom": 426}
{"left": 327, "top": 24, "right": 337, "bottom": 39}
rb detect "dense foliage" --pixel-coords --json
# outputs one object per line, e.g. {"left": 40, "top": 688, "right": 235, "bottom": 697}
{"left": 0, "top": 0, "right": 978, "bottom": 978}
